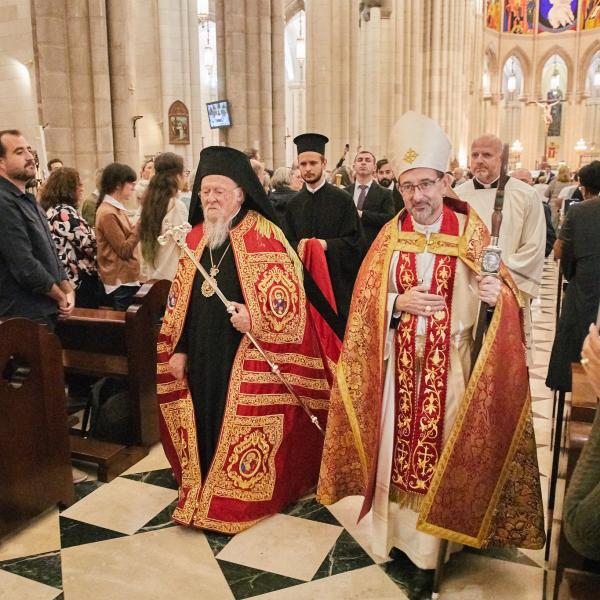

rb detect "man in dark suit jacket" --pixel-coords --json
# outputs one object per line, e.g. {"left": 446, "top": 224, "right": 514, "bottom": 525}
{"left": 345, "top": 151, "right": 395, "bottom": 247}
{"left": 547, "top": 160, "right": 600, "bottom": 393}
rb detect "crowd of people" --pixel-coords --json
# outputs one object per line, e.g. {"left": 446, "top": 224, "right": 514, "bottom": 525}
{"left": 1, "top": 117, "right": 600, "bottom": 593}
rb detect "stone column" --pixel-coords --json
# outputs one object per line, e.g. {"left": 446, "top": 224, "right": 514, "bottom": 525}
{"left": 362, "top": 0, "right": 485, "bottom": 164}
{"left": 358, "top": 7, "right": 383, "bottom": 155}
{"left": 305, "top": 0, "right": 359, "bottom": 163}
{"left": 88, "top": 0, "right": 115, "bottom": 168}
{"left": 64, "top": 0, "right": 113, "bottom": 186}
{"left": 215, "top": 0, "right": 285, "bottom": 168}
{"left": 187, "top": 0, "right": 203, "bottom": 163}
{"left": 31, "top": 0, "right": 76, "bottom": 168}
{"left": 270, "top": 0, "right": 286, "bottom": 169}
{"left": 106, "top": 0, "right": 138, "bottom": 167}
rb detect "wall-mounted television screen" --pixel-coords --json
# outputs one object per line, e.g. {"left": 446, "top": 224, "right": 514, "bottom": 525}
{"left": 207, "top": 100, "right": 232, "bottom": 129}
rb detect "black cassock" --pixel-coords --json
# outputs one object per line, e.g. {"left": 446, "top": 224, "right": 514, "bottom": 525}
{"left": 284, "top": 182, "right": 366, "bottom": 324}
{"left": 175, "top": 219, "right": 245, "bottom": 476}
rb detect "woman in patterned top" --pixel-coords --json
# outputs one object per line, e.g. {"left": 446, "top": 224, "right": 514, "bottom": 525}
{"left": 40, "top": 168, "right": 100, "bottom": 308}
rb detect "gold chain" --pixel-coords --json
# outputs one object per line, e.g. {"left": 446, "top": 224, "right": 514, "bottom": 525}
{"left": 201, "top": 243, "right": 231, "bottom": 298}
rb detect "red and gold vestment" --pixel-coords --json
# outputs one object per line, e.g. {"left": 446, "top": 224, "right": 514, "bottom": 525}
{"left": 317, "top": 198, "right": 545, "bottom": 551}
{"left": 157, "top": 211, "right": 331, "bottom": 533}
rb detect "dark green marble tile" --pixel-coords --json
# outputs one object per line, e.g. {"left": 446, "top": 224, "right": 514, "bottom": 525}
{"left": 205, "top": 530, "right": 233, "bottom": 556}
{"left": 59, "top": 516, "right": 125, "bottom": 549}
{"left": 121, "top": 468, "right": 178, "bottom": 490}
{"left": 312, "top": 529, "right": 374, "bottom": 580}
{"left": 59, "top": 480, "right": 104, "bottom": 512}
{"left": 0, "top": 550, "right": 62, "bottom": 590}
{"left": 136, "top": 499, "right": 178, "bottom": 534}
{"left": 464, "top": 544, "right": 542, "bottom": 567}
{"left": 283, "top": 496, "right": 342, "bottom": 526}
{"left": 380, "top": 550, "right": 434, "bottom": 600}
{"left": 217, "top": 559, "right": 303, "bottom": 600}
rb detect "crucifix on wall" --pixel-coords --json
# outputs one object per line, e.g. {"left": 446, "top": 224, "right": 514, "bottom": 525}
{"left": 527, "top": 91, "right": 565, "bottom": 162}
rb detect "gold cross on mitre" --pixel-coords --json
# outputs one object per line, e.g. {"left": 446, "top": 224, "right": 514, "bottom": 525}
{"left": 403, "top": 147, "right": 419, "bottom": 164}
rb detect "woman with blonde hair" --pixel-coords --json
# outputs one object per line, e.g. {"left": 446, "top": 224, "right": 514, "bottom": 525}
{"left": 545, "top": 164, "right": 572, "bottom": 228}
{"left": 139, "top": 152, "right": 188, "bottom": 281}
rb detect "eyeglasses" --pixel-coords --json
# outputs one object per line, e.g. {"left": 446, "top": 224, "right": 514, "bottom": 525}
{"left": 398, "top": 176, "right": 443, "bottom": 195}
{"left": 199, "top": 185, "right": 239, "bottom": 200}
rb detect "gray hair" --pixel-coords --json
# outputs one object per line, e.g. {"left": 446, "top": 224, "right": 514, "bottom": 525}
{"left": 270, "top": 166, "right": 293, "bottom": 189}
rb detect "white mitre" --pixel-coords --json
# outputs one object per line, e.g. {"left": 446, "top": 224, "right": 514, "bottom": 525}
{"left": 389, "top": 111, "right": 452, "bottom": 176}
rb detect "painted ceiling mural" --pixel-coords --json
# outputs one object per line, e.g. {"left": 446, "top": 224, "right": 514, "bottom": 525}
{"left": 486, "top": 0, "right": 600, "bottom": 32}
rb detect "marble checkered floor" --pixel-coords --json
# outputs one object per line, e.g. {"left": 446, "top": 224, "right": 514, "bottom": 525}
{"left": 0, "top": 259, "right": 559, "bottom": 600}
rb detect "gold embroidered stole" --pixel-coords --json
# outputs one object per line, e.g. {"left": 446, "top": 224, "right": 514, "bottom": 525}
{"left": 392, "top": 206, "right": 459, "bottom": 507}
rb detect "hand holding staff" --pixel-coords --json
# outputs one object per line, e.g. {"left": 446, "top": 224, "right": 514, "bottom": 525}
{"left": 159, "top": 222, "right": 325, "bottom": 434}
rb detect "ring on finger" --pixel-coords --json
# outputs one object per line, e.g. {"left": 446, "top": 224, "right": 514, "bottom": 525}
{"left": 425, "top": 305, "right": 431, "bottom": 313}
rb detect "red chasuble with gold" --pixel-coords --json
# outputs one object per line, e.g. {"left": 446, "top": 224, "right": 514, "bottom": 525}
{"left": 317, "top": 198, "right": 545, "bottom": 550}
{"left": 157, "top": 211, "right": 330, "bottom": 534}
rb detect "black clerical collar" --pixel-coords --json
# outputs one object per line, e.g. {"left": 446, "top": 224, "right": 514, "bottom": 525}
{"left": 231, "top": 207, "right": 247, "bottom": 227}
{"left": 473, "top": 177, "right": 499, "bottom": 190}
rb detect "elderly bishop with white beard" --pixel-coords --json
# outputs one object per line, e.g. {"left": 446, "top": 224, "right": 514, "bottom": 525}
{"left": 157, "top": 146, "right": 331, "bottom": 534}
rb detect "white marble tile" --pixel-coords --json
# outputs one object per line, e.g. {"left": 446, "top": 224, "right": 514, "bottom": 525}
{"left": 529, "top": 364, "right": 550, "bottom": 376}
{"left": 537, "top": 447, "right": 552, "bottom": 479}
{"left": 217, "top": 513, "right": 342, "bottom": 581}
{"left": 61, "top": 477, "right": 177, "bottom": 535}
{"left": 121, "top": 442, "right": 170, "bottom": 475}
{"left": 532, "top": 398, "right": 553, "bottom": 419}
{"left": 533, "top": 310, "right": 555, "bottom": 317}
{"left": 442, "top": 553, "right": 544, "bottom": 599}
{"left": 253, "top": 564, "right": 406, "bottom": 599}
{"left": 520, "top": 545, "right": 546, "bottom": 568}
{"left": 61, "top": 526, "right": 233, "bottom": 600}
{"left": 0, "top": 569, "right": 61, "bottom": 600}
{"left": 529, "top": 379, "right": 553, "bottom": 399}
{"left": 531, "top": 328, "right": 556, "bottom": 342}
{"left": 0, "top": 508, "right": 60, "bottom": 561}
{"left": 533, "top": 423, "right": 551, "bottom": 445}
{"left": 324, "top": 496, "right": 388, "bottom": 564}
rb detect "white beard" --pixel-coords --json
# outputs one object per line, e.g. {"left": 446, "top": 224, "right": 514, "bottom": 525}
{"left": 204, "top": 216, "right": 233, "bottom": 249}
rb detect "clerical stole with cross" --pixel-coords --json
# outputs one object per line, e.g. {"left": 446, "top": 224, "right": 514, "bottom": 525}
{"left": 391, "top": 206, "right": 458, "bottom": 506}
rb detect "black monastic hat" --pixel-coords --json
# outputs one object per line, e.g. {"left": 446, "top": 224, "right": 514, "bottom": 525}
{"left": 293, "top": 133, "right": 329, "bottom": 156}
{"left": 188, "top": 146, "right": 277, "bottom": 226}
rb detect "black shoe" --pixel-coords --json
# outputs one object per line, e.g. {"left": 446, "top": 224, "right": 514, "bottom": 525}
{"left": 387, "top": 547, "right": 434, "bottom": 600}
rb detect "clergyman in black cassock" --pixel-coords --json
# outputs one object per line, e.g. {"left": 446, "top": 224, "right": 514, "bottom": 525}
{"left": 285, "top": 133, "right": 366, "bottom": 324}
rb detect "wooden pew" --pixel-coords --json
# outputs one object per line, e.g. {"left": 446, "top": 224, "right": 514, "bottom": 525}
{"left": 571, "top": 364, "right": 598, "bottom": 423}
{"left": 546, "top": 363, "right": 600, "bottom": 599}
{"left": 0, "top": 318, "right": 74, "bottom": 539}
{"left": 56, "top": 279, "right": 170, "bottom": 481}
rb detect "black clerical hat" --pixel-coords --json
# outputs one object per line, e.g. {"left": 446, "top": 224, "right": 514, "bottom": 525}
{"left": 188, "top": 146, "right": 277, "bottom": 226}
{"left": 294, "top": 133, "right": 329, "bottom": 156}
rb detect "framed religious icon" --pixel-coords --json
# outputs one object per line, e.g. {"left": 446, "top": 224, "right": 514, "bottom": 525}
{"left": 168, "top": 100, "right": 190, "bottom": 144}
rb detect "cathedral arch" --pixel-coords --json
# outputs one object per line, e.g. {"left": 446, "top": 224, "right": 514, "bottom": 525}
{"left": 535, "top": 46, "right": 574, "bottom": 99}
